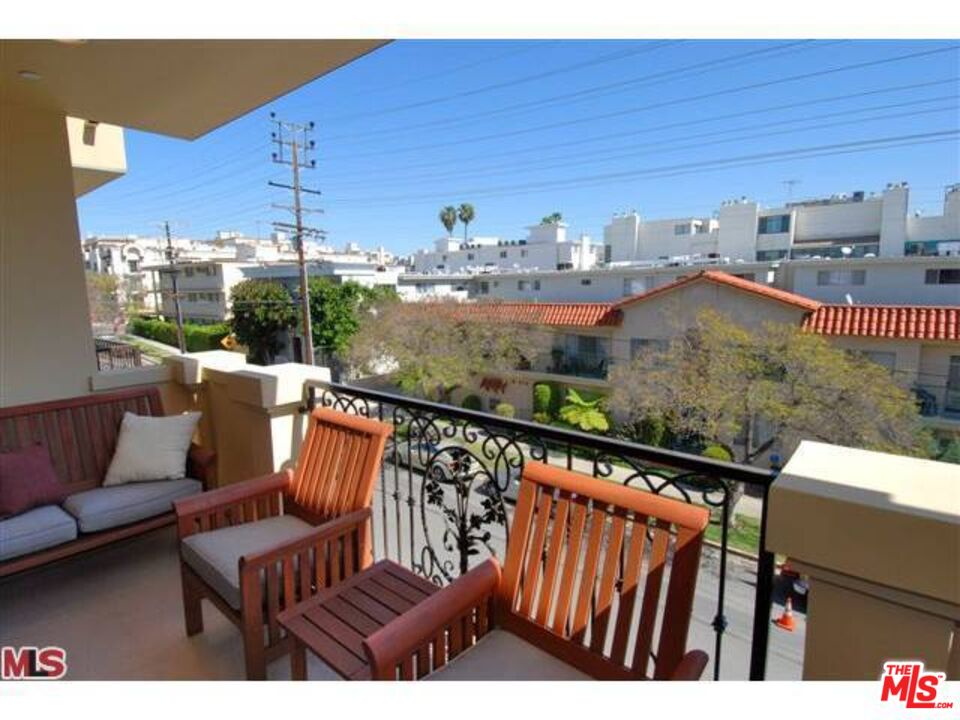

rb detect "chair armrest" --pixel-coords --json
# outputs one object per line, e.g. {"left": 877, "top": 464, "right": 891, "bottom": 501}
{"left": 362, "top": 558, "right": 502, "bottom": 680}
{"left": 669, "top": 650, "right": 709, "bottom": 681}
{"left": 174, "top": 469, "right": 292, "bottom": 539}
{"left": 239, "top": 507, "right": 372, "bottom": 572}
{"left": 187, "top": 444, "right": 217, "bottom": 489}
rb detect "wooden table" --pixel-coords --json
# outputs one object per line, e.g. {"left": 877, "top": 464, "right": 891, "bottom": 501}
{"left": 277, "top": 559, "right": 440, "bottom": 680}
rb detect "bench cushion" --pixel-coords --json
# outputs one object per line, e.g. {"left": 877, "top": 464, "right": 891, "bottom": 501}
{"left": 181, "top": 515, "right": 317, "bottom": 609}
{"left": 0, "top": 506, "right": 78, "bottom": 561}
{"left": 63, "top": 478, "right": 202, "bottom": 533}
{"left": 425, "top": 629, "right": 591, "bottom": 681}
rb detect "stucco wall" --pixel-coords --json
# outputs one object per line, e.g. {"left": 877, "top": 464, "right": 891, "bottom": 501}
{"left": 1, "top": 104, "right": 97, "bottom": 406}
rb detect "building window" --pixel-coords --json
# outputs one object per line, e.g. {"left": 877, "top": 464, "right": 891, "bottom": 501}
{"left": 580, "top": 278, "right": 592, "bottom": 286}
{"left": 442, "top": 254, "right": 447, "bottom": 261}
{"left": 533, "top": 280, "right": 541, "bottom": 291}
{"left": 499, "top": 250, "right": 508, "bottom": 258}
{"left": 479, "top": 281, "right": 489, "bottom": 295}
{"left": 520, "top": 249, "right": 528, "bottom": 258}
{"left": 863, "top": 351, "right": 897, "bottom": 372}
{"left": 127, "top": 260, "right": 139, "bottom": 272}
{"left": 817, "top": 269, "right": 866, "bottom": 286}
{"left": 673, "top": 223, "right": 691, "bottom": 236}
{"left": 630, "top": 338, "right": 669, "bottom": 360}
{"left": 518, "top": 280, "right": 529, "bottom": 291}
{"left": 622, "top": 278, "right": 644, "bottom": 296}
{"left": 184, "top": 267, "right": 194, "bottom": 277}
{"left": 758, "top": 214, "right": 791, "bottom": 234}
{"left": 925, "top": 268, "right": 960, "bottom": 284}
{"left": 604, "top": 245, "right": 613, "bottom": 263}
{"left": 756, "top": 249, "right": 788, "bottom": 261}
{"left": 467, "top": 253, "right": 475, "bottom": 261}
{"left": 946, "top": 356, "right": 960, "bottom": 413}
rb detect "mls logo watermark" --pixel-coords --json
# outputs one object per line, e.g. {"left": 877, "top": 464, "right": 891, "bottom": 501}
{"left": 1, "top": 646, "right": 68, "bottom": 680}
{"left": 880, "top": 661, "right": 952, "bottom": 710}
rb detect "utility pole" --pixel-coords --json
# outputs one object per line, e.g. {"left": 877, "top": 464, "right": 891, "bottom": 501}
{"left": 269, "top": 112, "right": 324, "bottom": 366}
{"left": 162, "top": 220, "right": 186, "bottom": 353}
{"left": 782, "top": 179, "right": 802, "bottom": 203}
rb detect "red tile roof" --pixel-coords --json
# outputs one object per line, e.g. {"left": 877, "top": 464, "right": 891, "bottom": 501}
{"left": 454, "top": 302, "right": 621, "bottom": 327}
{"left": 614, "top": 270, "right": 823, "bottom": 311}
{"left": 803, "top": 305, "right": 960, "bottom": 341}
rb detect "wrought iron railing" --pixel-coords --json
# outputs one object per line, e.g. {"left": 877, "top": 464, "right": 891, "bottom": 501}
{"left": 304, "top": 379, "right": 778, "bottom": 681}
{"left": 94, "top": 337, "right": 142, "bottom": 370}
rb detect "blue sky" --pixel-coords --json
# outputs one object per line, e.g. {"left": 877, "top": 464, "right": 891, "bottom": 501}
{"left": 77, "top": 39, "right": 960, "bottom": 254}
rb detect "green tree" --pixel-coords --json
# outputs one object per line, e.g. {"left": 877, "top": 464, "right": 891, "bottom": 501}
{"left": 439, "top": 206, "right": 457, "bottom": 237}
{"left": 532, "top": 383, "right": 552, "bottom": 416}
{"left": 229, "top": 280, "right": 297, "bottom": 364}
{"left": 541, "top": 211, "right": 563, "bottom": 225}
{"left": 457, "top": 203, "right": 475, "bottom": 241}
{"left": 86, "top": 272, "right": 121, "bottom": 325}
{"left": 346, "top": 299, "right": 539, "bottom": 404}
{"left": 307, "top": 279, "right": 397, "bottom": 364}
{"left": 558, "top": 388, "right": 610, "bottom": 433}
{"left": 609, "top": 308, "right": 929, "bottom": 464}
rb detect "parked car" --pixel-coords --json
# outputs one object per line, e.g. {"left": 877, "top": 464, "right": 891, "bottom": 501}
{"left": 392, "top": 440, "right": 473, "bottom": 482}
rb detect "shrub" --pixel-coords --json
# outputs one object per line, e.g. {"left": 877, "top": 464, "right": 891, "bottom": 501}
{"left": 461, "top": 394, "right": 482, "bottom": 411}
{"left": 532, "top": 383, "right": 552, "bottom": 416}
{"left": 128, "top": 318, "right": 230, "bottom": 352}
{"left": 701, "top": 443, "right": 734, "bottom": 462}
{"left": 531, "top": 411, "right": 551, "bottom": 424}
{"left": 494, "top": 402, "right": 515, "bottom": 418}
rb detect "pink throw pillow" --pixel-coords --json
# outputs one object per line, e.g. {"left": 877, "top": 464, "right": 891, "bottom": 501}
{"left": 0, "top": 445, "right": 68, "bottom": 518}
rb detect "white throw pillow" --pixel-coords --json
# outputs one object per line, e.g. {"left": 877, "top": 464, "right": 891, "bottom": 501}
{"left": 103, "top": 412, "right": 201, "bottom": 486}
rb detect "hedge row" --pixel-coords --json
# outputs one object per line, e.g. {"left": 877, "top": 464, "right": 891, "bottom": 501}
{"left": 128, "top": 317, "right": 230, "bottom": 352}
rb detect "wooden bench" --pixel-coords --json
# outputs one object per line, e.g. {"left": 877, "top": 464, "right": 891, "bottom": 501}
{"left": 0, "top": 387, "right": 215, "bottom": 577}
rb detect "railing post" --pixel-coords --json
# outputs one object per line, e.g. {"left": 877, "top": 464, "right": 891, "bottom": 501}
{"left": 749, "top": 484, "right": 775, "bottom": 681}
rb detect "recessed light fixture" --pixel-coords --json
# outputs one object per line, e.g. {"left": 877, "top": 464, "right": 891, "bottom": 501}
{"left": 18, "top": 70, "right": 42, "bottom": 81}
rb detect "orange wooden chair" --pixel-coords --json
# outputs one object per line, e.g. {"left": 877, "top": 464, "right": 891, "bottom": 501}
{"left": 362, "top": 461, "right": 710, "bottom": 681}
{"left": 174, "top": 407, "right": 392, "bottom": 680}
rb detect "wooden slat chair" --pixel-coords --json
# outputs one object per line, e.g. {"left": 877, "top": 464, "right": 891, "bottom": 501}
{"left": 174, "top": 407, "right": 392, "bottom": 680}
{"left": 362, "top": 461, "right": 710, "bottom": 681}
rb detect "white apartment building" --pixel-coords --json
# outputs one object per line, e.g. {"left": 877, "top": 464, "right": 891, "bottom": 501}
{"left": 155, "top": 259, "right": 402, "bottom": 324}
{"left": 605, "top": 183, "right": 960, "bottom": 264}
{"left": 82, "top": 234, "right": 235, "bottom": 312}
{"left": 412, "top": 221, "right": 600, "bottom": 274}
{"left": 401, "top": 255, "right": 960, "bottom": 307}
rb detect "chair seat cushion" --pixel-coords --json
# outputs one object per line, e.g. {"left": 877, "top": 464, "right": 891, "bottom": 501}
{"left": 426, "top": 629, "right": 591, "bottom": 681}
{"left": 0, "top": 505, "right": 78, "bottom": 561}
{"left": 180, "top": 515, "right": 317, "bottom": 610}
{"left": 63, "top": 478, "right": 202, "bottom": 533}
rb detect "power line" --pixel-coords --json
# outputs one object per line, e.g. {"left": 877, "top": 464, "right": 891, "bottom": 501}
{"left": 325, "top": 99, "right": 957, "bottom": 191}
{"left": 83, "top": 77, "right": 958, "bottom": 211}
{"left": 322, "top": 130, "right": 960, "bottom": 206}
{"left": 318, "top": 41, "right": 681, "bottom": 124}
{"left": 315, "top": 77, "right": 960, "bottom": 183}
{"left": 323, "top": 44, "right": 960, "bottom": 161}
{"left": 322, "top": 40, "right": 825, "bottom": 143}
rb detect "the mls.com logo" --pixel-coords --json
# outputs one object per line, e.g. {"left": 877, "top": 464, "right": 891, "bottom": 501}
{"left": 1, "top": 646, "right": 68, "bottom": 680}
{"left": 880, "top": 661, "right": 952, "bottom": 710}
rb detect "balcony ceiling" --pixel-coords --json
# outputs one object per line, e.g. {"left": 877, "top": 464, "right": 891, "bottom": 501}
{"left": 0, "top": 40, "right": 388, "bottom": 139}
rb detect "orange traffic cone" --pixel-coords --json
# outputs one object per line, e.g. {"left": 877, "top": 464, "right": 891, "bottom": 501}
{"left": 773, "top": 596, "right": 796, "bottom": 632}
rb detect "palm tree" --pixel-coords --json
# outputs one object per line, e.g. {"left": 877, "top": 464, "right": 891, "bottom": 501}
{"left": 457, "top": 203, "right": 475, "bottom": 241}
{"left": 438, "top": 206, "right": 457, "bottom": 237}
{"left": 541, "top": 211, "right": 563, "bottom": 225}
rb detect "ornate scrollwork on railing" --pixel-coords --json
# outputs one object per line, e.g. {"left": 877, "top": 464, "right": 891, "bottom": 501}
{"left": 306, "top": 380, "right": 778, "bottom": 681}
{"left": 315, "top": 386, "right": 373, "bottom": 417}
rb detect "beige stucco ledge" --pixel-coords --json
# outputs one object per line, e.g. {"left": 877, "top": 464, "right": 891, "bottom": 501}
{"left": 767, "top": 441, "right": 959, "bottom": 605}
{"left": 767, "top": 441, "right": 960, "bottom": 679}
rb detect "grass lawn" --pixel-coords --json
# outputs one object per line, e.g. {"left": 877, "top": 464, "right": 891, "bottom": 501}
{"left": 705, "top": 513, "right": 761, "bottom": 556}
